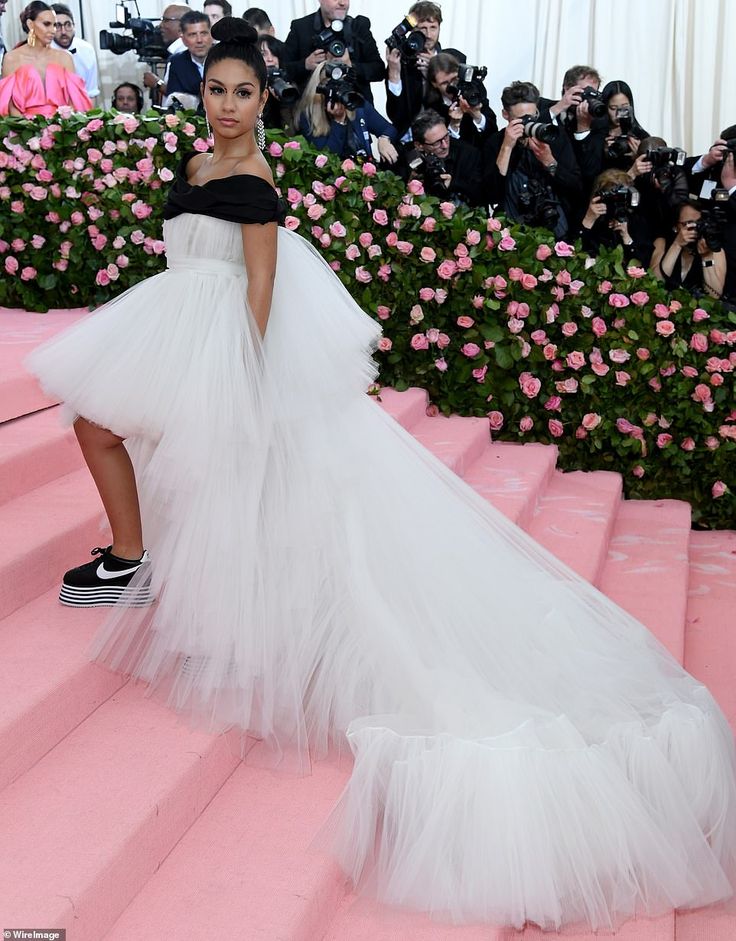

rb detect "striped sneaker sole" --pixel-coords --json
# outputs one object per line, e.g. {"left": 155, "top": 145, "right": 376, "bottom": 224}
{"left": 59, "top": 584, "right": 155, "bottom": 607}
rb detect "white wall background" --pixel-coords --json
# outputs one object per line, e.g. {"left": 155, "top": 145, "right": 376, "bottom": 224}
{"left": 2, "top": 0, "right": 734, "bottom": 154}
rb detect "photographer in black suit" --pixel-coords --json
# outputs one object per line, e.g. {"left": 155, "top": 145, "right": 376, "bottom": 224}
{"left": 410, "top": 109, "right": 483, "bottom": 207}
{"left": 166, "top": 10, "right": 213, "bottom": 109}
{"left": 282, "top": 0, "right": 384, "bottom": 104}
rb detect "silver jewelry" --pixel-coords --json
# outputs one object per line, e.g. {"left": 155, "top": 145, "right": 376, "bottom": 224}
{"left": 256, "top": 114, "right": 266, "bottom": 150}
{"left": 205, "top": 114, "right": 212, "bottom": 138}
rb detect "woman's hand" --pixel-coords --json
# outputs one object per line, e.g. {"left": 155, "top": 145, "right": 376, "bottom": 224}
{"left": 377, "top": 136, "right": 398, "bottom": 164}
{"left": 675, "top": 221, "right": 698, "bottom": 248}
{"left": 609, "top": 218, "right": 633, "bottom": 244}
{"left": 582, "top": 195, "right": 607, "bottom": 228}
{"left": 628, "top": 153, "right": 653, "bottom": 179}
{"left": 326, "top": 100, "right": 348, "bottom": 124}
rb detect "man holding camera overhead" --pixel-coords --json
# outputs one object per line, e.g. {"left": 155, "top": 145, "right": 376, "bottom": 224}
{"left": 482, "top": 81, "right": 582, "bottom": 239}
{"left": 282, "top": 0, "right": 384, "bottom": 103}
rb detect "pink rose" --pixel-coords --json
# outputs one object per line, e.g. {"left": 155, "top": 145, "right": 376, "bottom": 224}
{"left": 591, "top": 362, "right": 610, "bottom": 376}
{"left": 329, "top": 221, "right": 347, "bottom": 238}
{"left": 521, "top": 273, "right": 538, "bottom": 290}
{"left": 354, "top": 266, "right": 372, "bottom": 283}
{"left": 268, "top": 142, "right": 283, "bottom": 157}
{"left": 508, "top": 318, "right": 524, "bottom": 334}
{"left": 439, "top": 201, "right": 455, "bottom": 218}
{"left": 680, "top": 438, "right": 695, "bottom": 452}
{"left": 457, "top": 316, "right": 475, "bottom": 329}
{"left": 411, "top": 333, "right": 430, "bottom": 350}
{"left": 437, "top": 259, "right": 458, "bottom": 280}
{"left": 543, "top": 343, "right": 558, "bottom": 361}
{"left": 361, "top": 185, "right": 377, "bottom": 203}
{"left": 472, "top": 365, "right": 488, "bottom": 382}
{"left": 598, "top": 280, "right": 613, "bottom": 294}
{"left": 519, "top": 373, "right": 542, "bottom": 398}
{"left": 31, "top": 234, "right": 45, "bottom": 249}
{"left": 566, "top": 351, "right": 586, "bottom": 370}
{"left": 656, "top": 433, "right": 673, "bottom": 448}
{"left": 609, "top": 348, "right": 631, "bottom": 364}
{"left": 396, "top": 240, "right": 414, "bottom": 255}
{"left": 544, "top": 396, "right": 562, "bottom": 412}
{"left": 568, "top": 279, "right": 584, "bottom": 295}
{"left": 690, "top": 333, "right": 709, "bottom": 353}
{"left": 307, "top": 203, "right": 326, "bottom": 221}
{"left": 535, "top": 244, "right": 552, "bottom": 261}
{"left": 377, "top": 264, "right": 392, "bottom": 281}
{"left": 498, "top": 235, "right": 516, "bottom": 251}
{"left": 582, "top": 413, "right": 602, "bottom": 431}
{"left": 95, "top": 268, "right": 111, "bottom": 287}
{"left": 4, "top": 255, "right": 18, "bottom": 275}
{"left": 556, "top": 378, "right": 579, "bottom": 394}
{"left": 561, "top": 322, "right": 578, "bottom": 337}
{"left": 656, "top": 320, "right": 676, "bottom": 336}
{"left": 356, "top": 232, "right": 372, "bottom": 249}
{"left": 692, "top": 307, "right": 710, "bottom": 322}
{"left": 487, "top": 410, "right": 504, "bottom": 431}
{"left": 531, "top": 330, "right": 547, "bottom": 345}
{"left": 461, "top": 342, "right": 481, "bottom": 358}
{"left": 692, "top": 383, "right": 712, "bottom": 403}
{"left": 591, "top": 316, "right": 607, "bottom": 337}
{"left": 344, "top": 243, "right": 360, "bottom": 260}
{"left": 418, "top": 287, "right": 435, "bottom": 301}
{"left": 681, "top": 365, "right": 699, "bottom": 379}
{"left": 91, "top": 234, "right": 108, "bottom": 251}
{"left": 437, "top": 333, "right": 450, "bottom": 349}
{"left": 20, "top": 266, "right": 37, "bottom": 281}
{"left": 712, "top": 481, "right": 728, "bottom": 499}
{"left": 608, "top": 293, "right": 630, "bottom": 308}
{"left": 131, "top": 200, "right": 152, "bottom": 220}
{"left": 548, "top": 419, "right": 564, "bottom": 437}
{"left": 378, "top": 337, "right": 392, "bottom": 352}
{"left": 627, "top": 265, "right": 646, "bottom": 278}
{"left": 116, "top": 254, "right": 129, "bottom": 268}
{"left": 519, "top": 417, "right": 534, "bottom": 433}
{"left": 631, "top": 291, "right": 649, "bottom": 307}
{"left": 434, "top": 358, "right": 448, "bottom": 372}
{"left": 632, "top": 465, "right": 645, "bottom": 478}
{"left": 554, "top": 241, "right": 574, "bottom": 257}
{"left": 372, "top": 209, "right": 388, "bottom": 225}
{"left": 466, "top": 228, "right": 481, "bottom": 245}
{"left": 636, "top": 347, "right": 651, "bottom": 360}
{"left": 508, "top": 267, "right": 523, "bottom": 282}
{"left": 615, "top": 370, "right": 631, "bottom": 386}
{"left": 420, "top": 216, "right": 436, "bottom": 233}
{"left": 425, "top": 328, "right": 440, "bottom": 344}
{"left": 361, "top": 161, "right": 377, "bottom": 176}
{"left": 284, "top": 215, "right": 300, "bottom": 230}
{"left": 556, "top": 269, "right": 571, "bottom": 286}
{"left": 376, "top": 305, "right": 391, "bottom": 320}
{"left": 407, "top": 178, "right": 425, "bottom": 195}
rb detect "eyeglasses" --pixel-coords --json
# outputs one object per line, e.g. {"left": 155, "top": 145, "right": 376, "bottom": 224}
{"left": 423, "top": 132, "right": 449, "bottom": 150}
{"left": 55, "top": 21, "right": 74, "bottom": 30}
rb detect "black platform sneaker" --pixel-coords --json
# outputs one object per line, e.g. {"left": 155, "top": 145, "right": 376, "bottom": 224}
{"left": 59, "top": 546, "right": 153, "bottom": 607}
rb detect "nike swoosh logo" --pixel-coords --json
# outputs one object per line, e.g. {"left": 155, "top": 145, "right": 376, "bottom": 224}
{"left": 96, "top": 561, "right": 142, "bottom": 580}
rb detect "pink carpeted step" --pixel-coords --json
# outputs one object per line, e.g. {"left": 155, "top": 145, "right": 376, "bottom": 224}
{"left": 510, "top": 915, "right": 673, "bottom": 941}
{"left": 0, "top": 467, "right": 105, "bottom": 620}
{"left": 0, "top": 587, "right": 119, "bottom": 790}
{"left": 0, "top": 405, "right": 82, "bottom": 506}
{"left": 598, "top": 500, "right": 691, "bottom": 661}
{"left": 676, "top": 530, "right": 736, "bottom": 941}
{"left": 0, "top": 682, "right": 240, "bottom": 941}
{"left": 462, "top": 441, "right": 559, "bottom": 529}
{"left": 0, "top": 308, "right": 87, "bottom": 422}
{"left": 527, "top": 469, "right": 623, "bottom": 584}
{"left": 103, "top": 758, "right": 350, "bottom": 941}
{"left": 374, "top": 386, "right": 429, "bottom": 431}
{"left": 410, "top": 412, "right": 490, "bottom": 477}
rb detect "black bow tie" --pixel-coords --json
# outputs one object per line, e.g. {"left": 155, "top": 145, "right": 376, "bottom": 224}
{"left": 69, "top": 47, "right": 77, "bottom": 53}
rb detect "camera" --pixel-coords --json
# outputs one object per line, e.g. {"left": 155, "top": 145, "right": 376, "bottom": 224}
{"left": 575, "top": 85, "right": 607, "bottom": 119}
{"left": 445, "top": 65, "right": 488, "bottom": 108}
{"left": 595, "top": 184, "right": 640, "bottom": 222}
{"left": 385, "top": 15, "right": 426, "bottom": 63}
{"left": 644, "top": 146, "right": 686, "bottom": 169}
{"left": 519, "top": 114, "right": 559, "bottom": 143}
{"left": 312, "top": 21, "right": 346, "bottom": 58}
{"left": 99, "top": 2, "right": 166, "bottom": 60}
{"left": 407, "top": 148, "right": 447, "bottom": 193}
{"left": 517, "top": 178, "right": 560, "bottom": 230}
{"left": 692, "top": 188, "right": 730, "bottom": 252}
{"left": 317, "top": 63, "right": 364, "bottom": 110}
{"left": 267, "top": 67, "right": 299, "bottom": 105}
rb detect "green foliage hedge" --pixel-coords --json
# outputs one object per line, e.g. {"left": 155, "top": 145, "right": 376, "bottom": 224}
{"left": 0, "top": 111, "right": 734, "bottom": 527}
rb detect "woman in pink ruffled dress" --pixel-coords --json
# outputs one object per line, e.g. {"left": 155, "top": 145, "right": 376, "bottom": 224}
{"left": 0, "top": 0, "right": 91, "bottom": 117}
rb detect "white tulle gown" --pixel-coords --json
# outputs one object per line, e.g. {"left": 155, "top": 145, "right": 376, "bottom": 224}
{"left": 26, "top": 165, "right": 736, "bottom": 932}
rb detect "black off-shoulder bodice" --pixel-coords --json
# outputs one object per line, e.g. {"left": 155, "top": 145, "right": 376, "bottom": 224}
{"left": 164, "top": 152, "right": 285, "bottom": 225}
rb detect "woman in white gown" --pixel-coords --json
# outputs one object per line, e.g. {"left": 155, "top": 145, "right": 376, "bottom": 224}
{"left": 26, "top": 17, "right": 736, "bottom": 932}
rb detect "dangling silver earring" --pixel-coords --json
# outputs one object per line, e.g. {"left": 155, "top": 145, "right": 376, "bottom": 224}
{"left": 256, "top": 114, "right": 266, "bottom": 150}
{"left": 205, "top": 114, "right": 212, "bottom": 138}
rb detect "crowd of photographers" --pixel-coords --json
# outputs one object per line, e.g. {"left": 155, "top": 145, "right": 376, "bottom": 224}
{"left": 4, "top": 0, "right": 735, "bottom": 304}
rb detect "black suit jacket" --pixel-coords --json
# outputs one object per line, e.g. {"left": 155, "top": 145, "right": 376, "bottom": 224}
{"left": 385, "top": 44, "right": 466, "bottom": 140}
{"left": 167, "top": 50, "right": 202, "bottom": 99}
{"left": 283, "top": 11, "right": 384, "bottom": 103}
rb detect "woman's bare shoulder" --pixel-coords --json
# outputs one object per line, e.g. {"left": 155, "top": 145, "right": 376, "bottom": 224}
{"left": 49, "top": 48, "right": 75, "bottom": 71}
{"left": 235, "top": 153, "right": 275, "bottom": 187}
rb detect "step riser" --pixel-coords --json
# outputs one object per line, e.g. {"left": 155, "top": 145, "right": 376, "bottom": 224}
{"left": 0, "top": 413, "right": 83, "bottom": 507}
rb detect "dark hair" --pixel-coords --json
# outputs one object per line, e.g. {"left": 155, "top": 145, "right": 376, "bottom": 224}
{"left": 50, "top": 3, "right": 73, "bottom": 19}
{"left": 20, "top": 1, "right": 52, "bottom": 32}
{"left": 427, "top": 52, "right": 458, "bottom": 84}
{"left": 203, "top": 16, "right": 267, "bottom": 90}
{"left": 180, "top": 10, "right": 210, "bottom": 31}
{"left": 258, "top": 32, "right": 285, "bottom": 62}
{"left": 637, "top": 135, "right": 666, "bottom": 156}
{"left": 673, "top": 198, "right": 700, "bottom": 225}
{"left": 204, "top": 0, "right": 232, "bottom": 12}
{"left": 412, "top": 108, "right": 446, "bottom": 143}
{"left": 112, "top": 81, "right": 144, "bottom": 112}
{"left": 720, "top": 124, "right": 736, "bottom": 141}
{"left": 242, "top": 7, "right": 272, "bottom": 31}
{"left": 561, "top": 64, "right": 600, "bottom": 92}
{"left": 408, "top": 1, "right": 443, "bottom": 23}
{"left": 501, "top": 80, "right": 540, "bottom": 111}
{"left": 601, "top": 80, "right": 635, "bottom": 108}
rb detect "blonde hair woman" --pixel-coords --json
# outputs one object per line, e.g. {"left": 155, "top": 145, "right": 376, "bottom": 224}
{"left": 295, "top": 60, "right": 399, "bottom": 164}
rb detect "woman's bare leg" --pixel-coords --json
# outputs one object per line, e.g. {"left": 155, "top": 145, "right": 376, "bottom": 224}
{"left": 74, "top": 417, "right": 144, "bottom": 559}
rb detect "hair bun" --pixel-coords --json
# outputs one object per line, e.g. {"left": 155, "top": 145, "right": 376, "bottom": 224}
{"left": 211, "top": 16, "right": 258, "bottom": 45}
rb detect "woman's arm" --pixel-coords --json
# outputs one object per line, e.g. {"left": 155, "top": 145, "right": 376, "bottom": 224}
{"left": 241, "top": 221, "right": 278, "bottom": 339}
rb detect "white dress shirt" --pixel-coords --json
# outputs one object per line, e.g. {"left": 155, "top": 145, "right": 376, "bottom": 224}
{"left": 52, "top": 36, "right": 100, "bottom": 98}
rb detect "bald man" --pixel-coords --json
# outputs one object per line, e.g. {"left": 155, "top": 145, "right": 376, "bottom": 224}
{"left": 143, "top": 4, "right": 190, "bottom": 97}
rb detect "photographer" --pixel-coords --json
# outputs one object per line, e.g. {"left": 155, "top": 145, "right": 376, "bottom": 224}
{"left": 295, "top": 60, "right": 398, "bottom": 165}
{"left": 423, "top": 53, "right": 497, "bottom": 149}
{"left": 142, "top": 4, "right": 189, "bottom": 100}
{"left": 165, "top": 10, "right": 213, "bottom": 109}
{"left": 630, "top": 136, "right": 689, "bottom": 242}
{"left": 112, "top": 81, "right": 144, "bottom": 114}
{"left": 539, "top": 65, "right": 605, "bottom": 135}
{"left": 482, "top": 81, "right": 582, "bottom": 238}
{"left": 685, "top": 125, "right": 736, "bottom": 301}
{"left": 577, "top": 80, "right": 650, "bottom": 181}
{"left": 651, "top": 200, "right": 726, "bottom": 299}
{"left": 258, "top": 34, "right": 297, "bottom": 133}
{"left": 410, "top": 108, "right": 483, "bottom": 207}
{"left": 384, "top": 2, "right": 466, "bottom": 139}
{"left": 283, "top": 0, "right": 384, "bottom": 103}
{"left": 580, "top": 169, "right": 653, "bottom": 264}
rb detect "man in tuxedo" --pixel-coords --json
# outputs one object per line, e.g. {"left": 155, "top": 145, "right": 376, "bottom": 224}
{"left": 282, "top": 0, "right": 384, "bottom": 104}
{"left": 411, "top": 109, "right": 483, "bottom": 207}
{"left": 166, "top": 10, "right": 213, "bottom": 109}
{"left": 50, "top": 3, "right": 100, "bottom": 102}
